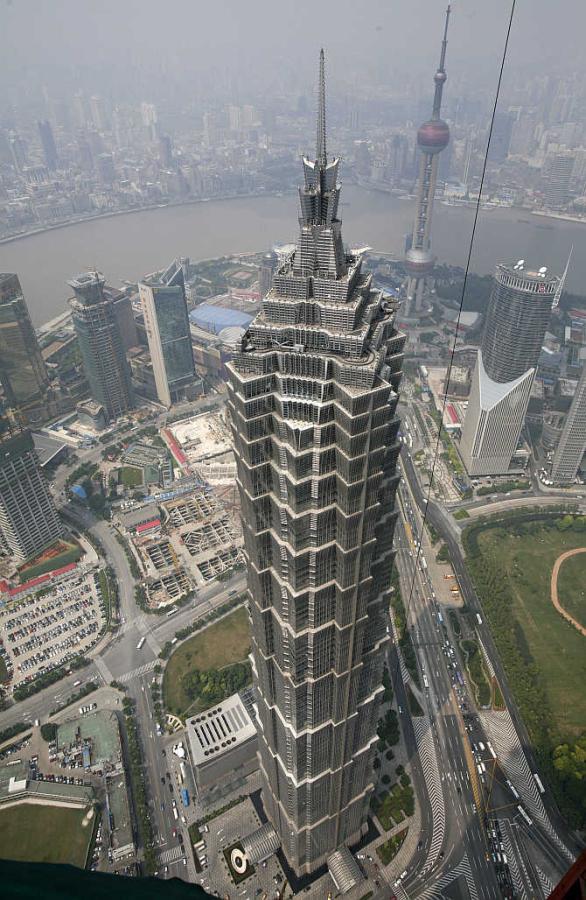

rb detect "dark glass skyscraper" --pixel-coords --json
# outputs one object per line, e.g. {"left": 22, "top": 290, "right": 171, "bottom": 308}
{"left": 139, "top": 261, "right": 196, "bottom": 408}
{"left": 226, "top": 52, "right": 405, "bottom": 876}
{"left": 0, "top": 429, "right": 64, "bottom": 562}
{"left": 69, "top": 272, "right": 134, "bottom": 422}
{"left": 0, "top": 273, "right": 51, "bottom": 425}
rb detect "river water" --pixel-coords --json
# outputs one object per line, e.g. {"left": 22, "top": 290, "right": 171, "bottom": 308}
{"left": 0, "top": 186, "right": 583, "bottom": 326}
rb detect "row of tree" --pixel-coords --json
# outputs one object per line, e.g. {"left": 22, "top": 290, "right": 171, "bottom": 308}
{"left": 462, "top": 513, "right": 586, "bottom": 828}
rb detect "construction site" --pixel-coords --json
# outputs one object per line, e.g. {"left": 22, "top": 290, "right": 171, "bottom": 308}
{"left": 120, "top": 476, "right": 243, "bottom": 609}
{"left": 165, "top": 410, "right": 236, "bottom": 485}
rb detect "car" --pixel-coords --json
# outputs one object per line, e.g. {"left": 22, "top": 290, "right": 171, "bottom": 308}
{"left": 161, "top": 776, "right": 165, "bottom": 784}
{"left": 182, "top": 858, "right": 187, "bottom": 866}
{"left": 169, "top": 784, "right": 173, "bottom": 793}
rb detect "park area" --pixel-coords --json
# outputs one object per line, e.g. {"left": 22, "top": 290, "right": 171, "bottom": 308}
{"left": 0, "top": 803, "right": 93, "bottom": 867}
{"left": 464, "top": 512, "right": 586, "bottom": 827}
{"left": 163, "top": 606, "right": 251, "bottom": 718}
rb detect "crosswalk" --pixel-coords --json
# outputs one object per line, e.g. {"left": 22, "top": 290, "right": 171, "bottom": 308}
{"left": 415, "top": 853, "right": 479, "bottom": 900}
{"left": 118, "top": 660, "right": 158, "bottom": 683}
{"left": 412, "top": 716, "right": 445, "bottom": 867}
{"left": 536, "top": 866, "right": 555, "bottom": 897}
{"left": 480, "top": 709, "right": 574, "bottom": 863}
{"left": 158, "top": 844, "right": 184, "bottom": 865}
{"left": 499, "top": 820, "right": 528, "bottom": 899}
{"left": 94, "top": 656, "right": 113, "bottom": 684}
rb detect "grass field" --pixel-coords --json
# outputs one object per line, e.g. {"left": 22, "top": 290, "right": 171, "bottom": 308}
{"left": 163, "top": 606, "right": 251, "bottom": 716}
{"left": 477, "top": 525, "right": 586, "bottom": 740}
{"left": 118, "top": 466, "right": 143, "bottom": 488}
{"left": 0, "top": 803, "right": 93, "bottom": 867}
{"left": 556, "top": 552, "right": 586, "bottom": 631}
{"left": 17, "top": 539, "right": 82, "bottom": 581}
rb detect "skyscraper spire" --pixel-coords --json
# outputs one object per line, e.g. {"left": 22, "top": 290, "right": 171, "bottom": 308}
{"left": 316, "top": 48, "right": 327, "bottom": 166}
{"left": 433, "top": 4, "right": 451, "bottom": 117}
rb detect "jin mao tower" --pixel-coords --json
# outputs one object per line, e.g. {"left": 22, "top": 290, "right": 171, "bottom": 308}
{"left": 227, "top": 52, "right": 406, "bottom": 875}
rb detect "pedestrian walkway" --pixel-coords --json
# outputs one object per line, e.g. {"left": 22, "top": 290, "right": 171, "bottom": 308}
{"left": 500, "top": 820, "right": 528, "bottom": 899}
{"left": 118, "top": 660, "right": 158, "bottom": 683}
{"left": 94, "top": 655, "right": 113, "bottom": 684}
{"left": 480, "top": 709, "right": 573, "bottom": 863}
{"left": 412, "top": 716, "right": 445, "bottom": 866}
{"left": 550, "top": 547, "right": 586, "bottom": 635}
{"left": 158, "top": 844, "right": 184, "bottom": 865}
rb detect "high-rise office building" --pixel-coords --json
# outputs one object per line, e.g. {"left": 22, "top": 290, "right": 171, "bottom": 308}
{"left": 544, "top": 151, "right": 575, "bottom": 209}
{"left": 0, "top": 429, "right": 64, "bottom": 562}
{"left": 0, "top": 274, "right": 51, "bottom": 426}
{"left": 551, "top": 362, "right": 586, "bottom": 483}
{"left": 258, "top": 250, "right": 278, "bottom": 299}
{"left": 226, "top": 51, "right": 405, "bottom": 876}
{"left": 139, "top": 261, "right": 196, "bottom": 408}
{"left": 404, "top": 6, "right": 451, "bottom": 316}
{"left": 460, "top": 261, "right": 559, "bottom": 476}
{"left": 69, "top": 272, "right": 134, "bottom": 422}
{"left": 37, "top": 119, "right": 58, "bottom": 171}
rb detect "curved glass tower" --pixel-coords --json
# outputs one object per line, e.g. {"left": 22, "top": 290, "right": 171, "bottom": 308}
{"left": 226, "top": 52, "right": 406, "bottom": 875}
{"left": 460, "top": 262, "right": 559, "bottom": 476}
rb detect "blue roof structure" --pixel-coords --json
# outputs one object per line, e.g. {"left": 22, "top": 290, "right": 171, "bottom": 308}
{"left": 71, "top": 484, "right": 87, "bottom": 500}
{"left": 189, "top": 304, "right": 253, "bottom": 335}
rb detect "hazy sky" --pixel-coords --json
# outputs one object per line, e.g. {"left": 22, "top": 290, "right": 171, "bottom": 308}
{"left": 1, "top": 0, "right": 584, "bottom": 106}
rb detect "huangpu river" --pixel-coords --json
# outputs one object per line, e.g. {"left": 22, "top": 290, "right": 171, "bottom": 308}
{"left": 0, "top": 186, "right": 583, "bottom": 326}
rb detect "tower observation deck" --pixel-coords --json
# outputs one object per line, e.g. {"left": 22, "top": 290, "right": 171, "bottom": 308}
{"left": 226, "top": 51, "right": 406, "bottom": 876}
{"left": 404, "top": 5, "right": 451, "bottom": 317}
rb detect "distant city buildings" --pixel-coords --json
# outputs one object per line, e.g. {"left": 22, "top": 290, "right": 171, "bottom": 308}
{"left": 69, "top": 271, "right": 134, "bottom": 422}
{"left": 460, "top": 261, "right": 559, "bottom": 476}
{"left": 0, "top": 429, "right": 64, "bottom": 562}
{"left": 0, "top": 273, "right": 52, "bottom": 426}
{"left": 543, "top": 151, "right": 575, "bottom": 209}
{"left": 257, "top": 249, "right": 278, "bottom": 298}
{"left": 139, "top": 261, "right": 197, "bottom": 408}
{"left": 37, "top": 119, "right": 58, "bottom": 171}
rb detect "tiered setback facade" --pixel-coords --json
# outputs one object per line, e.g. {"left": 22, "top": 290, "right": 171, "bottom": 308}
{"left": 227, "top": 86, "right": 406, "bottom": 874}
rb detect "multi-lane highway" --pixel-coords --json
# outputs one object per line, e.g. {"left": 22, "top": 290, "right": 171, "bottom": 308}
{"left": 395, "top": 433, "right": 581, "bottom": 897}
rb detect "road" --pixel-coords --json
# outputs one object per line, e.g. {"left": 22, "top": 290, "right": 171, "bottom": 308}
{"left": 399, "top": 445, "right": 581, "bottom": 890}
{"left": 390, "top": 470, "right": 500, "bottom": 899}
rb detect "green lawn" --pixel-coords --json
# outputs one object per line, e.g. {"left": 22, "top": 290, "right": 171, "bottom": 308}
{"left": 163, "top": 606, "right": 251, "bottom": 716}
{"left": 118, "top": 466, "right": 143, "bottom": 488}
{"left": 376, "top": 828, "right": 407, "bottom": 866}
{"left": 17, "top": 540, "right": 83, "bottom": 581}
{"left": 556, "top": 552, "right": 586, "bottom": 631}
{"left": 477, "top": 525, "right": 586, "bottom": 740}
{"left": 372, "top": 779, "right": 414, "bottom": 831}
{"left": 0, "top": 803, "right": 93, "bottom": 867}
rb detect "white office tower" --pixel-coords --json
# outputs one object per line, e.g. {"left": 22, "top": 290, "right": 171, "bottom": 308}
{"left": 226, "top": 52, "right": 405, "bottom": 876}
{"left": 551, "top": 362, "right": 586, "bottom": 484}
{"left": 0, "top": 430, "right": 64, "bottom": 562}
{"left": 460, "top": 262, "right": 559, "bottom": 476}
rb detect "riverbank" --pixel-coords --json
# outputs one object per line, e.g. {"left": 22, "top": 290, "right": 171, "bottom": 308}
{"left": 1, "top": 184, "right": 583, "bottom": 327}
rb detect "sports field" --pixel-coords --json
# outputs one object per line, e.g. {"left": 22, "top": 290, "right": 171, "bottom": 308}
{"left": 477, "top": 523, "right": 586, "bottom": 740}
{"left": 163, "top": 606, "right": 250, "bottom": 716}
{"left": 0, "top": 803, "right": 93, "bottom": 867}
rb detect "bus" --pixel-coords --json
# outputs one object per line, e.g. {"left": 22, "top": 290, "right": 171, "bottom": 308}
{"left": 136, "top": 637, "right": 146, "bottom": 650}
{"left": 517, "top": 805, "right": 533, "bottom": 826}
{"left": 506, "top": 779, "right": 520, "bottom": 800}
{"left": 456, "top": 671, "right": 464, "bottom": 686}
{"left": 437, "top": 611, "right": 444, "bottom": 625}
{"left": 533, "top": 773, "right": 545, "bottom": 794}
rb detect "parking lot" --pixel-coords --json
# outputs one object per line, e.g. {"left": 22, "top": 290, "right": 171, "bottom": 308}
{"left": 0, "top": 569, "right": 106, "bottom": 685}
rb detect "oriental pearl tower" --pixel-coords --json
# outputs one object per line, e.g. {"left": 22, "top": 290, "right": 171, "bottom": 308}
{"left": 404, "top": 5, "right": 451, "bottom": 317}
